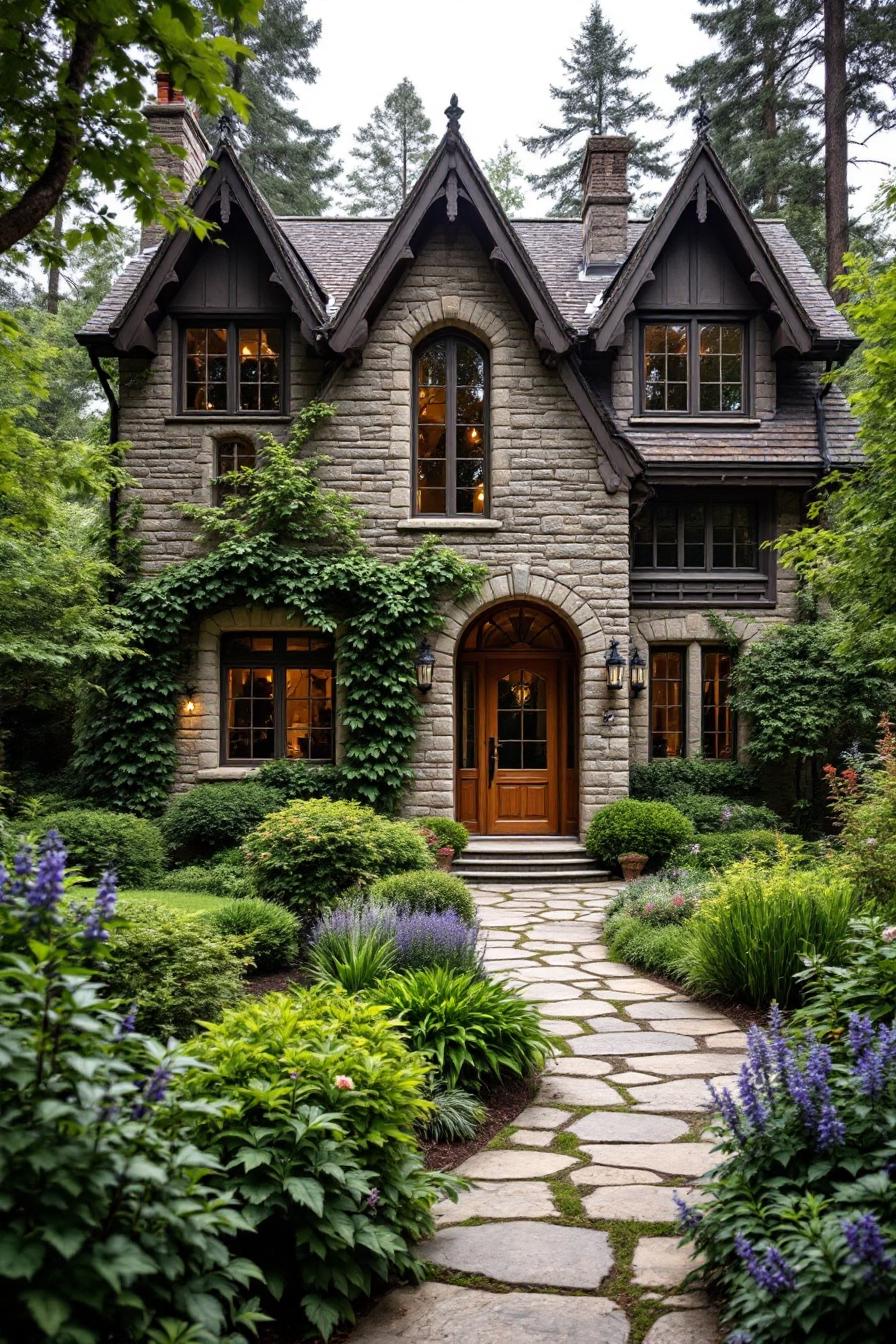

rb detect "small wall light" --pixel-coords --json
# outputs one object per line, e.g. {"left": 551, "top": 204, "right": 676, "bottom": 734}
{"left": 604, "top": 639, "right": 626, "bottom": 691}
{"left": 414, "top": 639, "right": 435, "bottom": 693}
{"left": 629, "top": 646, "right": 646, "bottom": 697}
{"left": 183, "top": 685, "right": 197, "bottom": 715}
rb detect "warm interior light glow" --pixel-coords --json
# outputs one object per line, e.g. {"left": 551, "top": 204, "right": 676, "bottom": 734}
{"left": 475, "top": 483, "right": 485, "bottom": 505}
{"left": 185, "top": 697, "right": 196, "bottom": 714}
{"left": 466, "top": 426, "right": 481, "bottom": 445}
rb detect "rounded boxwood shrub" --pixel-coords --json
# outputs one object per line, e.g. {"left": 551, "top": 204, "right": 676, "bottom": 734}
{"left": 156, "top": 863, "right": 219, "bottom": 892}
{"left": 201, "top": 896, "right": 299, "bottom": 972}
{"left": 242, "top": 799, "right": 434, "bottom": 921}
{"left": 183, "top": 985, "right": 454, "bottom": 1337}
{"left": 103, "top": 899, "right": 247, "bottom": 1038}
{"left": 585, "top": 799, "right": 694, "bottom": 868}
{"left": 161, "top": 781, "right": 286, "bottom": 860}
{"left": 368, "top": 869, "right": 477, "bottom": 925}
{"left": 370, "top": 966, "right": 554, "bottom": 1091}
{"left": 414, "top": 816, "right": 470, "bottom": 856}
{"left": 41, "top": 807, "right": 164, "bottom": 886}
{"left": 671, "top": 791, "right": 780, "bottom": 833}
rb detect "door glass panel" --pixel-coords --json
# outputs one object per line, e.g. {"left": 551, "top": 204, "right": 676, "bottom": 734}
{"left": 496, "top": 669, "right": 547, "bottom": 771}
{"left": 458, "top": 665, "right": 477, "bottom": 768}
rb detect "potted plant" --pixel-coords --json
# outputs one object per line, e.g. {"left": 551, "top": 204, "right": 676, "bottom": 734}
{"left": 619, "top": 851, "right": 648, "bottom": 881}
{"left": 436, "top": 845, "right": 455, "bottom": 872}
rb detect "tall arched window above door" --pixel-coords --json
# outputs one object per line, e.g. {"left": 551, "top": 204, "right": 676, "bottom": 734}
{"left": 414, "top": 331, "right": 488, "bottom": 516}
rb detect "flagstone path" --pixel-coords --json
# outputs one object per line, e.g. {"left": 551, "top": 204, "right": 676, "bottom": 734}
{"left": 350, "top": 881, "right": 742, "bottom": 1344}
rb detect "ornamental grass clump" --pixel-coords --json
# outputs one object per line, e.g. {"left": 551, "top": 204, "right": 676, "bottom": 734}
{"left": 370, "top": 966, "right": 554, "bottom": 1091}
{"left": 183, "top": 986, "right": 456, "bottom": 1340}
{"left": 308, "top": 903, "right": 480, "bottom": 990}
{"left": 677, "top": 1006, "right": 896, "bottom": 1342}
{"left": 0, "top": 833, "right": 263, "bottom": 1344}
{"left": 678, "top": 858, "right": 857, "bottom": 1007}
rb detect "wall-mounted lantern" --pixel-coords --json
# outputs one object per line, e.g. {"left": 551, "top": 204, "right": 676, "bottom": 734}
{"left": 629, "top": 646, "right": 646, "bottom": 697}
{"left": 604, "top": 639, "right": 626, "bottom": 691}
{"left": 183, "top": 684, "right": 197, "bottom": 715}
{"left": 414, "top": 639, "right": 435, "bottom": 693}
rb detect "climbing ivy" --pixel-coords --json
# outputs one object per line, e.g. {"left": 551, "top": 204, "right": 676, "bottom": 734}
{"left": 74, "top": 405, "right": 485, "bottom": 815}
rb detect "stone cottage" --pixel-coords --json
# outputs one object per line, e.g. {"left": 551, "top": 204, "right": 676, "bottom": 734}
{"left": 78, "top": 79, "right": 859, "bottom": 843}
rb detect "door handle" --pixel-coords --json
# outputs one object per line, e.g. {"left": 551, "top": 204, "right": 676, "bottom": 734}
{"left": 488, "top": 736, "right": 497, "bottom": 784}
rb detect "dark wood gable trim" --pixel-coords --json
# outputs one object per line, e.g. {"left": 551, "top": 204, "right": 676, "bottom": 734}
{"left": 110, "top": 142, "right": 327, "bottom": 356}
{"left": 324, "top": 130, "right": 574, "bottom": 361}
{"left": 557, "top": 357, "right": 645, "bottom": 492}
{"left": 591, "top": 140, "right": 816, "bottom": 356}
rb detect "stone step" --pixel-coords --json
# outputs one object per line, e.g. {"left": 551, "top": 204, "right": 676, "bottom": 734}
{"left": 457, "top": 867, "right": 611, "bottom": 884}
{"left": 458, "top": 854, "right": 598, "bottom": 869}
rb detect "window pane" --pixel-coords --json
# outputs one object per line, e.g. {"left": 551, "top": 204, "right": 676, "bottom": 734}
{"left": 666, "top": 324, "right": 688, "bottom": 354}
{"left": 643, "top": 323, "right": 689, "bottom": 413}
{"left": 457, "top": 386, "right": 485, "bottom": 421}
{"left": 419, "top": 343, "right": 447, "bottom": 384}
{"left": 667, "top": 382, "right": 688, "bottom": 411}
{"left": 702, "top": 649, "right": 735, "bottom": 759}
{"left": 683, "top": 505, "right": 705, "bottom": 568}
{"left": 238, "top": 327, "right": 281, "bottom": 413}
{"left": 418, "top": 387, "right": 447, "bottom": 423}
{"left": 417, "top": 486, "right": 446, "bottom": 513}
{"left": 456, "top": 343, "right": 484, "bottom": 383}
{"left": 418, "top": 459, "right": 446, "bottom": 488}
{"left": 699, "top": 324, "right": 721, "bottom": 354}
{"left": 655, "top": 504, "right": 678, "bottom": 567}
{"left": 185, "top": 327, "right": 229, "bottom": 412}
{"left": 699, "top": 323, "right": 743, "bottom": 415}
{"left": 457, "top": 425, "right": 485, "bottom": 456}
{"left": 700, "top": 380, "right": 721, "bottom": 412}
{"left": 650, "top": 648, "right": 685, "bottom": 758}
{"left": 632, "top": 511, "right": 653, "bottom": 568}
{"left": 417, "top": 425, "right": 446, "bottom": 458}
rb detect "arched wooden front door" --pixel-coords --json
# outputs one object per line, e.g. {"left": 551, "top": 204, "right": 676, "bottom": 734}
{"left": 455, "top": 602, "right": 578, "bottom": 836}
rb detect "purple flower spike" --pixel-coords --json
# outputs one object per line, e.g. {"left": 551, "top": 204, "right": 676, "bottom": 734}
{"left": 115, "top": 1004, "right": 138, "bottom": 1039}
{"left": 132, "top": 1064, "right": 173, "bottom": 1118}
{"left": 737, "top": 1062, "right": 769, "bottom": 1132}
{"left": 673, "top": 1191, "right": 702, "bottom": 1232}
{"left": 842, "top": 1213, "right": 894, "bottom": 1282}
{"left": 735, "top": 1234, "right": 796, "bottom": 1296}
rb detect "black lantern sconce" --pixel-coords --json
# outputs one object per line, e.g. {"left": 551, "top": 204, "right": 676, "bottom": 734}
{"left": 414, "top": 639, "right": 435, "bottom": 693}
{"left": 183, "top": 684, "right": 197, "bottom": 715}
{"left": 604, "top": 638, "right": 626, "bottom": 691}
{"left": 629, "top": 646, "right": 646, "bottom": 697}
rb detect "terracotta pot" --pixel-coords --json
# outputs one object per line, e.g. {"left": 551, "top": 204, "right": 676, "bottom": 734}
{"left": 619, "top": 851, "right": 648, "bottom": 881}
{"left": 436, "top": 846, "right": 455, "bottom": 872}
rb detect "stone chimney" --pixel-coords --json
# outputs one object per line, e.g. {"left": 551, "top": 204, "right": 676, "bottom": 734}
{"left": 141, "top": 71, "right": 212, "bottom": 250}
{"left": 580, "top": 135, "right": 633, "bottom": 267}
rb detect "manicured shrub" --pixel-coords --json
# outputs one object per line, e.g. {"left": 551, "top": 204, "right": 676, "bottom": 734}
{"left": 370, "top": 967, "right": 554, "bottom": 1091}
{"left": 183, "top": 986, "right": 456, "bottom": 1339}
{"left": 242, "top": 799, "right": 433, "bottom": 921}
{"left": 606, "top": 869, "right": 706, "bottom": 926}
{"left": 793, "top": 915, "right": 896, "bottom": 1036}
{"left": 630, "top": 756, "right": 758, "bottom": 801}
{"left": 308, "top": 905, "right": 481, "bottom": 989}
{"left": 678, "top": 859, "right": 857, "bottom": 1007}
{"left": 253, "top": 757, "right": 348, "bottom": 801}
{"left": 678, "top": 1008, "right": 896, "bottom": 1343}
{"left": 368, "top": 868, "right": 477, "bottom": 924}
{"left": 604, "top": 915, "right": 692, "bottom": 980}
{"left": 161, "top": 780, "right": 286, "bottom": 860}
{"left": 104, "top": 898, "right": 247, "bottom": 1037}
{"left": 585, "top": 798, "right": 694, "bottom": 869}
{"left": 202, "top": 896, "right": 300, "bottom": 972}
{"left": 679, "top": 828, "right": 809, "bottom": 871}
{"left": 0, "top": 835, "right": 260, "bottom": 1344}
{"left": 414, "top": 816, "right": 470, "bottom": 856}
{"left": 671, "top": 791, "right": 780, "bottom": 833}
{"left": 40, "top": 807, "right": 164, "bottom": 886}
{"left": 156, "top": 863, "right": 220, "bottom": 892}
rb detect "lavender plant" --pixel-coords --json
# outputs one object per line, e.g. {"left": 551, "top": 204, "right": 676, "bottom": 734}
{"left": 308, "top": 903, "right": 481, "bottom": 990}
{"left": 0, "top": 833, "right": 263, "bottom": 1344}
{"left": 678, "top": 1006, "right": 896, "bottom": 1342}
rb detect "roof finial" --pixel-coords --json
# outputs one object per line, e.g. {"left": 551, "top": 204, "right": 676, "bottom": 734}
{"left": 445, "top": 93, "right": 464, "bottom": 135}
{"left": 693, "top": 93, "right": 711, "bottom": 142}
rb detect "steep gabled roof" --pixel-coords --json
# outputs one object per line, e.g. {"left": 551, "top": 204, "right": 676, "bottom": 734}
{"left": 82, "top": 139, "right": 327, "bottom": 355}
{"left": 324, "top": 117, "right": 576, "bottom": 361}
{"left": 590, "top": 138, "right": 856, "bottom": 357}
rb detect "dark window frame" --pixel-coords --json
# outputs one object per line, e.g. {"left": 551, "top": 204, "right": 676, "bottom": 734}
{"left": 702, "top": 646, "right": 737, "bottom": 761}
{"left": 637, "top": 316, "right": 752, "bottom": 419}
{"left": 214, "top": 435, "right": 257, "bottom": 504}
{"left": 178, "top": 319, "right": 288, "bottom": 417}
{"left": 219, "top": 631, "right": 335, "bottom": 766}
{"left": 632, "top": 497, "right": 761, "bottom": 573}
{"left": 413, "top": 329, "right": 490, "bottom": 517}
{"left": 649, "top": 645, "right": 687, "bottom": 760}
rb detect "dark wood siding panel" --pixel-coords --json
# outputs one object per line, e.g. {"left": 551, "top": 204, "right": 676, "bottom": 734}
{"left": 169, "top": 209, "right": 291, "bottom": 316}
{"left": 635, "top": 211, "right": 756, "bottom": 313}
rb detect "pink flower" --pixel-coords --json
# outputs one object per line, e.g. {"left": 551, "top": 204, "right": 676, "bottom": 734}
{"left": 334, "top": 1074, "right": 355, "bottom": 1090}
{"left": 643, "top": 901, "right": 656, "bottom": 913}
{"left": 882, "top": 927, "right": 896, "bottom": 944}
{"left": 671, "top": 894, "right": 685, "bottom": 907}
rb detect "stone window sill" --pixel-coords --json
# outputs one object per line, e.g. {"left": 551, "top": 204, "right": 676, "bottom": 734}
{"left": 628, "top": 416, "right": 762, "bottom": 428}
{"left": 164, "top": 415, "right": 293, "bottom": 425}
{"left": 396, "top": 517, "right": 503, "bottom": 532}
{"left": 196, "top": 766, "right": 259, "bottom": 781}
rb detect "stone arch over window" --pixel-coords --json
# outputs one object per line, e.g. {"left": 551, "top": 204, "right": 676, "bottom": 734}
{"left": 414, "top": 329, "right": 490, "bottom": 517}
{"left": 213, "top": 433, "right": 256, "bottom": 503}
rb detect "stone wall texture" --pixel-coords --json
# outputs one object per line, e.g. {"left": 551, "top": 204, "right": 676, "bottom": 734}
{"left": 120, "top": 217, "right": 800, "bottom": 829}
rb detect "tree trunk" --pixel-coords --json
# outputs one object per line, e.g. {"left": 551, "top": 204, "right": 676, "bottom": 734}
{"left": 761, "top": 44, "right": 780, "bottom": 215}
{"left": 46, "top": 204, "right": 64, "bottom": 314}
{"left": 824, "top": 0, "right": 849, "bottom": 302}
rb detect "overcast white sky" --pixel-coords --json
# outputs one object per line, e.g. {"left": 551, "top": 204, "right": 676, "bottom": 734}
{"left": 299, "top": 0, "right": 894, "bottom": 218}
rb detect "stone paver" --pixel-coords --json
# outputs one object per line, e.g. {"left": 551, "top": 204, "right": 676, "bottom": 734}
{"left": 347, "top": 879, "right": 733, "bottom": 1343}
{"left": 632, "top": 1236, "right": 706, "bottom": 1287}
{"left": 347, "top": 1283, "right": 630, "bottom": 1344}
{"left": 422, "top": 1221, "right": 614, "bottom": 1288}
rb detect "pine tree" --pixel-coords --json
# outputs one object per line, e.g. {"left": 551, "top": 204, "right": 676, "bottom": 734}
{"left": 484, "top": 141, "right": 527, "bottom": 214}
{"left": 200, "top": 0, "right": 340, "bottom": 215}
{"left": 344, "top": 80, "right": 436, "bottom": 215}
{"left": 670, "top": 1, "right": 824, "bottom": 261}
{"left": 522, "top": 2, "right": 672, "bottom": 216}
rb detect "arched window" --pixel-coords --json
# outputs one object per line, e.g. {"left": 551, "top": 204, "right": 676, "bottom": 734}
{"left": 414, "top": 331, "right": 488, "bottom": 516}
{"left": 214, "top": 437, "right": 256, "bottom": 502}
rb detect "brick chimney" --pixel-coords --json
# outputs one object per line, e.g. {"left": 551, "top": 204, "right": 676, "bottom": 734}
{"left": 580, "top": 135, "right": 633, "bottom": 267}
{"left": 141, "top": 71, "right": 212, "bottom": 250}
